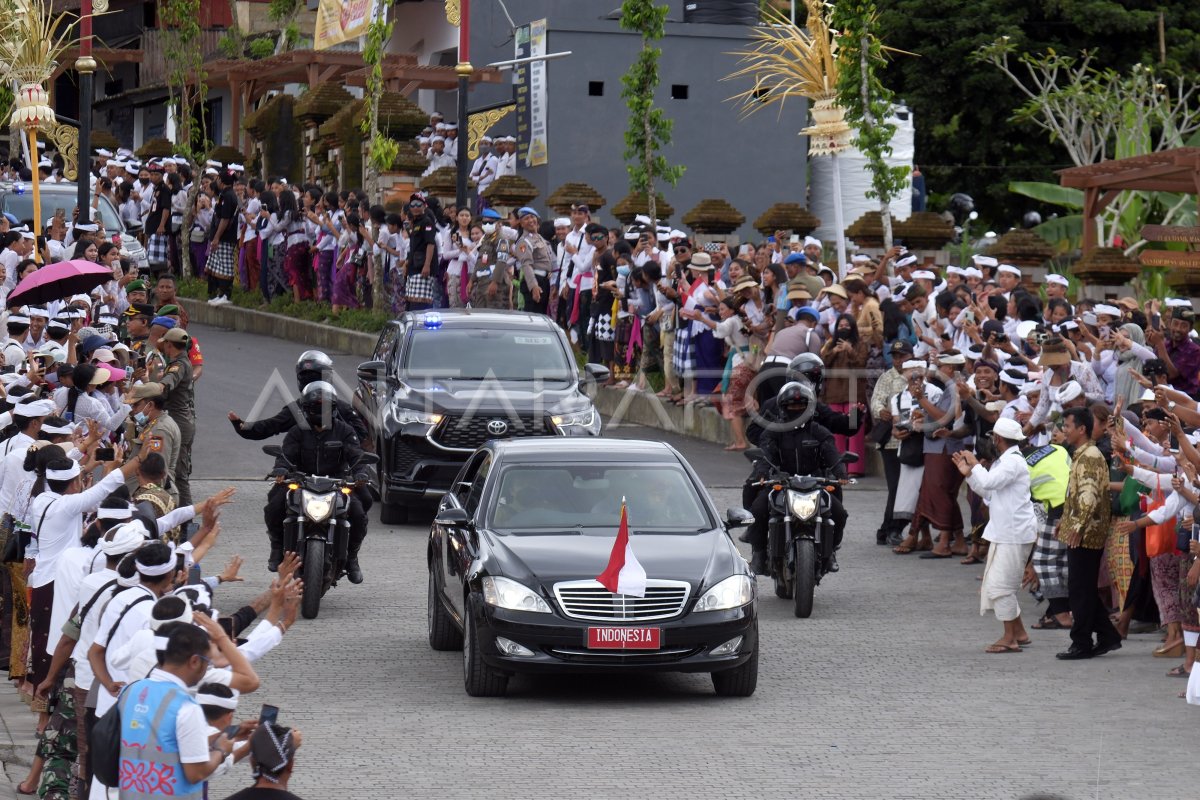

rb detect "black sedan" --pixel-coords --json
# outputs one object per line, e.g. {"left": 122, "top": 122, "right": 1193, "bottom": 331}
{"left": 427, "top": 438, "right": 759, "bottom": 697}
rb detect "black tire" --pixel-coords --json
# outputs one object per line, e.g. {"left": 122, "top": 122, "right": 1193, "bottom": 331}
{"left": 711, "top": 640, "right": 758, "bottom": 697}
{"left": 793, "top": 539, "right": 816, "bottom": 618}
{"left": 427, "top": 569, "right": 463, "bottom": 651}
{"left": 301, "top": 539, "right": 326, "bottom": 620}
{"left": 463, "top": 595, "right": 508, "bottom": 697}
{"left": 380, "top": 501, "right": 408, "bottom": 525}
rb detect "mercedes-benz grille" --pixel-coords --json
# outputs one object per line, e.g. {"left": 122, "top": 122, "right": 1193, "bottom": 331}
{"left": 552, "top": 579, "right": 691, "bottom": 622}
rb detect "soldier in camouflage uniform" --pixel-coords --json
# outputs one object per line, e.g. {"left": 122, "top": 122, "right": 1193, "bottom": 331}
{"left": 469, "top": 209, "right": 513, "bottom": 310}
{"left": 36, "top": 669, "right": 78, "bottom": 800}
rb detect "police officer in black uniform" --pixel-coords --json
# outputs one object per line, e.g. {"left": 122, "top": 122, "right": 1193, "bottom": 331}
{"left": 266, "top": 382, "right": 371, "bottom": 583}
{"left": 746, "top": 381, "right": 848, "bottom": 574}
{"left": 227, "top": 350, "right": 368, "bottom": 443}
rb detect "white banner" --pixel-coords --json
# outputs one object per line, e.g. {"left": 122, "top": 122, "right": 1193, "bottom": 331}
{"left": 526, "top": 18, "right": 548, "bottom": 167}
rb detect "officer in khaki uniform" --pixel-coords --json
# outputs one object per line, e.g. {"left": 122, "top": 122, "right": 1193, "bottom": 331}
{"left": 157, "top": 327, "right": 195, "bottom": 506}
{"left": 513, "top": 206, "right": 553, "bottom": 315}
{"left": 469, "top": 208, "right": 513, "bottom": 310}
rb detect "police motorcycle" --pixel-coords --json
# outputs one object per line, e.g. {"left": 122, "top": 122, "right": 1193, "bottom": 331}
{"left": 262, "top": 444, "right": 378, "bottom": 619}
{"left": 744, "top": 447, "right": 856, "bottom": 618}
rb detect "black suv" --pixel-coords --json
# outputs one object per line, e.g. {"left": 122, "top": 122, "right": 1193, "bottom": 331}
{"left": 355, "top": 309, "right": 608, "bottom": 523}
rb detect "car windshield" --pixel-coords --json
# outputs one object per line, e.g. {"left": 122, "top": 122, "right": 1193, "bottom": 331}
{"left": 1, "top": 190, "right": 123, "bottom": 233}
{"left": 490, "top": 464, "right": 712, "bottom": 532}
{"left": 404, "top": 327, "right": 573, "bottom": 381}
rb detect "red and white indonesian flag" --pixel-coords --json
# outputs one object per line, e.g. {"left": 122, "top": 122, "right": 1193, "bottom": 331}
{"left": 596, "top": 499, "right": 646, "bottom": 598}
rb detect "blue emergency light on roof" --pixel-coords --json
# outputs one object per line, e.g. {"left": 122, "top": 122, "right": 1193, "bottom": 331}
{"left": 422, "top": 312, "right": 443, "bottom": 329}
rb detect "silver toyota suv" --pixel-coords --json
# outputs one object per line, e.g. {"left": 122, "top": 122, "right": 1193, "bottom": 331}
{"left": 0, "top": 181, "right": 150, "bottom": 271}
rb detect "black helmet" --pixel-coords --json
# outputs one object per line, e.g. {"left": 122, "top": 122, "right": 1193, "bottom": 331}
{"left": 296, "top": 349, "right": 333, "bottom": 390}
{"left": 300, "top": 380, "right": 337, "bottom": 427}
{"left": 776, "top": 380, "right": 816, "bottom": 414}
{"left": 786, "top": 353, "right": 824, "bottom": 394}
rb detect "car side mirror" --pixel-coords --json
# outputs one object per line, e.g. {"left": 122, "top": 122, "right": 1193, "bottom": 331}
{"left": 725, "top": 507, "right": 755, "bottom": 528}
{"left": 435, "top": 508, "right": 470, "bottom": 527}
{"left": 583, "top": 362, "right": 610, "bottom": 383}
{"left": 357, "top": 360, "right": 386, "bottom": 382}
{"left": 840, "top": 452, "right": 859, "bottom": 465}
{"left": 357, "top": 453, "right": 379, "bottom": 466}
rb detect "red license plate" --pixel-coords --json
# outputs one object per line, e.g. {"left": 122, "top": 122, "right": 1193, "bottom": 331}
{"left": 587, "top": 627, "right": 661, "bottom": 649}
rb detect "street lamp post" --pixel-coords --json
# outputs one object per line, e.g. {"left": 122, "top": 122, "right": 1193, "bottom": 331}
{"left": 76, "top": 0, "right": 95, "bottom": 225}
{"left": 454, "top": 0, "right": 471, "bottom": 210}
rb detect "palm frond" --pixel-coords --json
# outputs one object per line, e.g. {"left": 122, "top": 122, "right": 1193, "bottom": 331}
{"left": 0, "top": 0, "right": 77, "bottom": 85}
{"left": 724, "top": 2, "right": 840, "bottom": 117}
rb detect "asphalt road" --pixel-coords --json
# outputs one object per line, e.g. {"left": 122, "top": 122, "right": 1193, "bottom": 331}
{"left": 115, "top": 324, "right": 1200, "bottom": 798}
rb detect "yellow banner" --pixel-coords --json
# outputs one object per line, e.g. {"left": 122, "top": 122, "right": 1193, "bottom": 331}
{"left": 314, "top": 0, "right": 377, "bottom": 51}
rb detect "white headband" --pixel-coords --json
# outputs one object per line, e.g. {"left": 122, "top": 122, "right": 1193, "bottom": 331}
{"left": 47, "top": 461, "right": 81, "bottom": 481}
{"left": 894, "top": 254, "right": 918, "bottom": 268}
{"left": 1000, "top": 371, "right": 1025, "bottom": 387}
{"left": 196, "top": 690, "right": 240, "bottom": 711}
{"left": 901, "top": 359, "right": 926, "bottom": 370}
{"left": 97, "top": 506, "right": 132, "bottom": 520}
{"left": 136, "top": 543, "right": 178, "bottom": 576}
{"left": 40, "top": 422, "right": 74, "bottom": 436}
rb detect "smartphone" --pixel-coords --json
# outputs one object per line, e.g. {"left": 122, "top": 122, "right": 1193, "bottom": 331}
{"left": 95, "top": 447, "right": 115, "bottom": 461}
{"left": 738, "top": 244, "right": 751, "bottom": 256}
{"left": 789, "top": 234, "right": 800, "bottom": 244}
{"left": 963, "top": 310, "right": 975, "bottom": 324}
{"left": 259, "top": 704, "right": 279, "bottom": 727}
{"left": 0, "top": 365, "right": 13, "bottom": 375}
{"left": 223, "top": 724, "right": 240, "bottom": 739}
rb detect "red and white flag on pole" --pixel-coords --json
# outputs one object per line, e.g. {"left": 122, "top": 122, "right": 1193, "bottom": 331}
{"left": 596, "top": 498, "right": 646, "bottom": 597}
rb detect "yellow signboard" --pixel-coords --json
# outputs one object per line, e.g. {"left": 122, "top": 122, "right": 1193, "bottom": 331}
{"left": 314, "top": 0, "right": 377, "bottom": 51}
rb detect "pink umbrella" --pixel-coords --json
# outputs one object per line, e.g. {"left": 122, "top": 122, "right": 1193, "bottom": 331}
{"left": 6, "top": 259, "right": 113, "bottom": 307}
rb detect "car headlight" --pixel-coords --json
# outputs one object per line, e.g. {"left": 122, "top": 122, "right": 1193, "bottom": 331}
{"left": 693, "top": 575, "right": 755, "bottom": 612}
{"left": 551, "top": 407, "right": 598, "bottom": 433}
{"left": 301, "top": 490, "right": 335, "bottom": 523}
{"left": 481, "top": 576, "right": 552, "bottom": 613}
{"left": 787, "top": 490, "right": 820, "bottom": 521}
{"left": 393, "top": 407, "right": 444, "bottom": 426}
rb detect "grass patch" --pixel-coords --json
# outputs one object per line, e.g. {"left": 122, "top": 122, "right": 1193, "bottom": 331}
{"left": 177, "top": 278, "right": 391, "bottom": 333}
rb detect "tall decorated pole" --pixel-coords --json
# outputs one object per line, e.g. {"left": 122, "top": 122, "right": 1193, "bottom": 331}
{"left": 454, "top": 0, "right": 471, "bottom": 209}
{"left": 725, "top": 0, "right": 850, "bottom": 276}
{"left": 76, "top": 0, "right": 102, "bottom": 226}
{"left": 0, "top": 0, "right": 75, "bottom": 252}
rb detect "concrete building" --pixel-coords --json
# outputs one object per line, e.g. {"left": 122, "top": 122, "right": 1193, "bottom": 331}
{"left": 457, "top": 1, "right": 810, "bottom": 240}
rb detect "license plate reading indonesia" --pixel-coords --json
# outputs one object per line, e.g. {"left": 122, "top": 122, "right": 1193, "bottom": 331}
{"left": 587, "top": 627, "right": 661, "bottom": 649}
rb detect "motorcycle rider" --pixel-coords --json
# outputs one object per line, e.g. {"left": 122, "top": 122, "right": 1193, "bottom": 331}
{"left": 743, "top": 353, "right": 857, "bottom": 510}
{"left": 227, "top": 350, "right": 368, "bottom": 443}
{"left": 747, "top": 381, "right": 847, "bottom": 574}
{"left": 266, "top": 381, "right": 370, "bottom": 583}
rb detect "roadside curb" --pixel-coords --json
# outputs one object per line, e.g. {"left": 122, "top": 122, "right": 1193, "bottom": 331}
{"left": 595, "top": 386, "right": 732, "bottom": 445}
{"left": 177, "top": 298, "right": 377, "bottom": 358}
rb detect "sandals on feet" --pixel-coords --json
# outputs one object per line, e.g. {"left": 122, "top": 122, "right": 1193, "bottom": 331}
{"left": 892, "top": 536, "right": 918, "bottom": 555}
{"left": 1031, "top": 615, "right": 1070, "bottom": 630}
{"left": 985, "top": 642, "right": 1022, "bottom": 654}
{"left": 1167, "top": 664, "right": 1191, "bottom": 678}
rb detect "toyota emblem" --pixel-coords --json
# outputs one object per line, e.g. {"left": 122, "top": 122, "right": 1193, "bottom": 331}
{"left": 487, "top": 419, "right": 509, "bottom": 436}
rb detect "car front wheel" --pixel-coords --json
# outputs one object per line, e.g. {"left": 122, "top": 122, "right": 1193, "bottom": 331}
{"left": 711, "top": 640, "right": 758, "bottom": 697}
{"left": 463, "top": 594, "right": 509, "bottom": 697}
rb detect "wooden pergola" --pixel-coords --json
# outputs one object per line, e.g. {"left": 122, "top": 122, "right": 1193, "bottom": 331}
{"left": 201, "top": 49, "right": 504, "bottom": 154}
{"left": 1058, "top": 147, "right": 1200, "bottom": 253}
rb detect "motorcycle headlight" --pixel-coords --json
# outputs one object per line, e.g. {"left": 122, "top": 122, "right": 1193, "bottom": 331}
{"left": 300, "top": 490, "right": 335, "bottom": 523}
{"left": 393, "top": 407, "right": 444, "bottom": 426}
{"left": 787, "top": 490, "right": 820, "bottom": 521}
{"left": 694, "top": 575, "right": 755, "bottom": 612}
{"left": 481, "top": 576, "right": 552, "bottom": 613}
{"left": 551, "top": 406, "right": 598, "bottom": 434}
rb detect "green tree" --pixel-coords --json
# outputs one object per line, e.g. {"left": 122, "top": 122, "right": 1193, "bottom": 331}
{"left": 619, "top": 0, "right": 684, "bottom": 223}
{"left": 874, "top": 0, "right": 1200, "bottom": 228}
{"left": 159, "top": 0, "right": 207, "bottom": 277}
{"left": 360, "top": 10, "right": 396, "bottom": 310}
{"left": 831, "top": 0, "right": 910, "bottom": 249}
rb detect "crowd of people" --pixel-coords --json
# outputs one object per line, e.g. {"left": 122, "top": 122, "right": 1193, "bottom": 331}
{"left": 0, "top": 192, "right": 315, "bottom": 795}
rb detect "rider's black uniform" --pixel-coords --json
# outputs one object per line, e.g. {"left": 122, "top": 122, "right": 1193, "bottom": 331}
{"left": 747, "top": 410, "right": 848, "bottom": 565}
